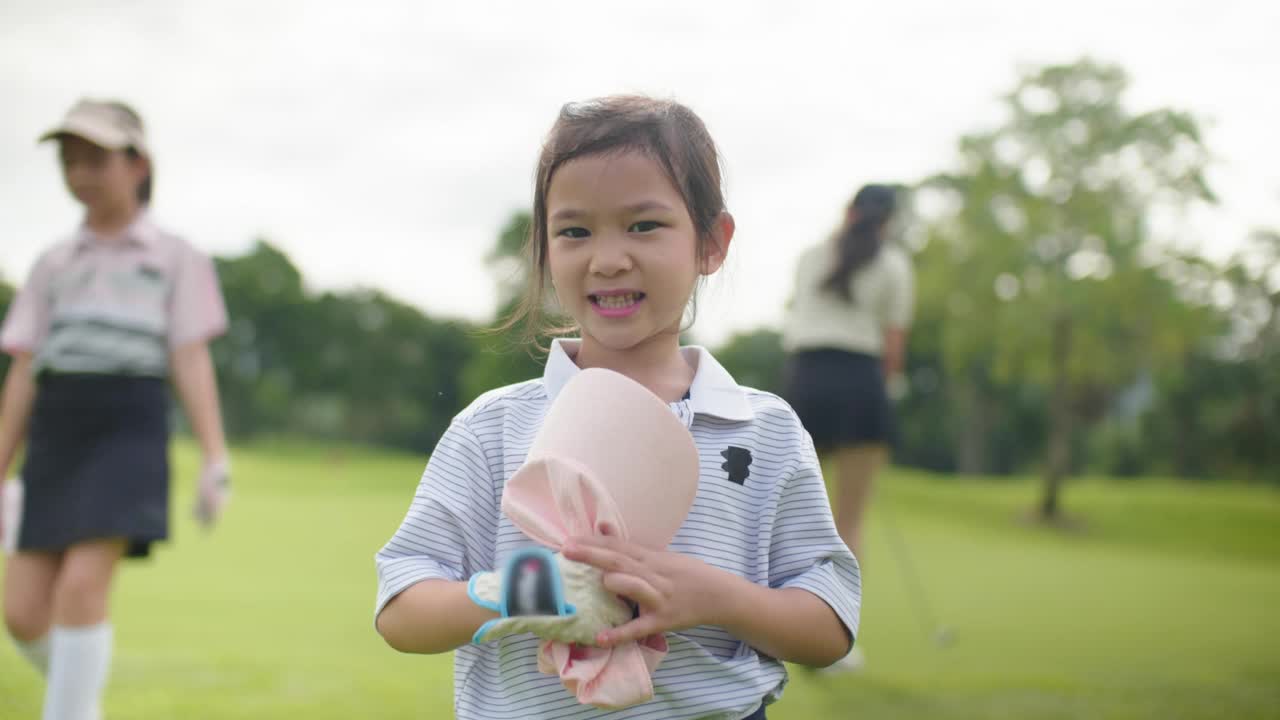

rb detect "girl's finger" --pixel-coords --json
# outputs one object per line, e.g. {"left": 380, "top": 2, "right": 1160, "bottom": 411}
{"left": 563, "top": 543, "right": 633, "bottom": 575}
{"left": 565, "top": 534, "right": 620, "bottom": 553}
{"left": 569, "top": 533, "right": 648, "bottom": 562}
{"left": 602, "top": 571, "right": 663, "bottom": 609}
{"left": 597, "top": 615, "right": 664, "bottom": 648}
{"left": 562, "top": 541, "right": 604, "bottom": 564}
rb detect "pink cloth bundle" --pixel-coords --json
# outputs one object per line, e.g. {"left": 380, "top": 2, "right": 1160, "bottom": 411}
{"left": 501, "top": 367, "right": 700, "bottom": 708}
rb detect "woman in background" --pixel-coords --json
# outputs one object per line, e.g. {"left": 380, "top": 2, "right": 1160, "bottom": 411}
{"left": 781, "top": 183, "right": 914, "bottom": 669}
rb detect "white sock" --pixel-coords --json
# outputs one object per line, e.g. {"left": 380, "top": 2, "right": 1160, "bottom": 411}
{"left": 14, "top": 633, "right": 51, "bottom": 675}
{"left": 44, "top": 623, "right": 112, "bottom": 720}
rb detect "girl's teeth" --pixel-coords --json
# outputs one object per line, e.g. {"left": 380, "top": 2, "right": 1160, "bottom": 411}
{"left": 597, "top": 293, "right": 638, "bottom": 308}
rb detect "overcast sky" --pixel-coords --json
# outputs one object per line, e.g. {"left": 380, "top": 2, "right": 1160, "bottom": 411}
{"left": 3, "top": 0, "right": 1277, "bottom": 345}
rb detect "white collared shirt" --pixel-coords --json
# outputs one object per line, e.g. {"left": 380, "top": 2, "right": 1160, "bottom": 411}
{"left": 782, "top": 242, "right": 914, "bottom": 355}
{"left": 375, "top": 340, "right": 862, "bottom": 720}
{"left": 0, "top": 213, "right": 227, "bottom": 376}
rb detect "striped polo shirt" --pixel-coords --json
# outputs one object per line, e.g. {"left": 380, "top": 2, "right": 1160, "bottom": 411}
{"left": 0, "top": 213, "right": 227, "bottom": 376}
{"left": 375, "top": 339, "right": 861, "bottom": 720}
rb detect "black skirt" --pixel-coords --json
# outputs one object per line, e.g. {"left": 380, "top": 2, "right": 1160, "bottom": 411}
{"left": 782, "top": 348, "right": 894, "bottom": 452}
{"left": 19, "top": 373, "right": 170, "bottom": 559}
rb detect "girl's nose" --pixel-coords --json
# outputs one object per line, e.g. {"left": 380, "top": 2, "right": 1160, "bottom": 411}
{"left": 588, "top": 235, "right": 633, "bottom": 276}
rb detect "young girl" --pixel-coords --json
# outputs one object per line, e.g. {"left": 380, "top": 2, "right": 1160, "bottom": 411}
{"left": 375, "top": 96, "right": 861, "bottom": 719}
{"left": 0, "top": 98, "right": 231, "bottom": 719}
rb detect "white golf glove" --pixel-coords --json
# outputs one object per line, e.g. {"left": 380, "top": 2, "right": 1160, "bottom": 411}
{"left": 2, "top": 477, "right": 22, "bottom": 556}
{"left": 194, "top": 458, "right": 231, "bottom": 529}
{"left": 887, "top": 373, "right": 909, "bottom": 402}
{"left": 467, "top": 547, "right": 632, "bottom": 645}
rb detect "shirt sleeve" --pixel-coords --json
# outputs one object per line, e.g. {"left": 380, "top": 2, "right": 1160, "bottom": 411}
{"left": 0, "top": 252, "right": 54, "bottom": 356}
{"left": 768, "top": 429, "right": 862, "bottom": 645}
{"left": 374, "top": 419, "right": 498, "bottom": 620}
{"left": 168, "top": 245, "right": 228, "bottom": 348}
{"left": 878, "top": 248, "right": 916, "bottom": 330}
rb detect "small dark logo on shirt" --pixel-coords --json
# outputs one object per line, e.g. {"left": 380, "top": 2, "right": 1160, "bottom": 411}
{"left": 137, "top": 264, "right": 164, "bottom": 281}
{"left": 721, "top": 446, "right": 752, "bottom": 485}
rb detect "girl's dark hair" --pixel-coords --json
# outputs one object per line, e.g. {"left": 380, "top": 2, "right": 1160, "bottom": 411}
{"left": 106, "top": 101, "right": 152, "bottom": 205}
{"left": 500, "top": 95, "right": 726, "bottom": 346}
{"left": 822, "top": 184, "right": 897, "bottom": 301}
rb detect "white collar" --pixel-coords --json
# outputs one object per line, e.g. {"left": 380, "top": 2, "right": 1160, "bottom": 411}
{"left": 74, "top": 211, "right": 159, "bottom": 250}
{"left": 543, "top": 339, "right": 754, "bottom": 422}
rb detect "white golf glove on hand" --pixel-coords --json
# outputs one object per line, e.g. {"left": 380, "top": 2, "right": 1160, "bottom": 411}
{"left": 194, "top": 458, "right": 231, "bottom": 529}
{"left": 2, "top": 477, "right": 22, "bottom": 556}
{"left": 887, "top": 373, "right": 909, "bottom": 402}
{"left": 467, "top": 547, "right": 633, "bottom": 645}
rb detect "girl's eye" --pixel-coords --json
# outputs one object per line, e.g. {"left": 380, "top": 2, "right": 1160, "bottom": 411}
{"left": 558, "top": 227, "right": 590, "bottom": 239}
{"left": 629, "top": 221, "right": 661, "bottom": 233}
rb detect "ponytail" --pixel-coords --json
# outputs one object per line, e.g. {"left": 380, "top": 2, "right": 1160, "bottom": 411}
{"left": 821, "top": 184, "right": 897, "bottom": 301}
{"left": 106, "top": 102, "right": 152, "bottom": 206}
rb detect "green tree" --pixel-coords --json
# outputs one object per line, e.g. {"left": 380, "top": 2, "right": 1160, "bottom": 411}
{"left": 211, "top": 240, "right": 476, "bottom": 450}
{"left": 461, "top": 211, "right": 544, "bottom": 404}
{"left": 714, "top": 329, "right": 786, "bottom": 396}
{"left": 211, "top": 240, "right": 309, "bottom": 438}
{"left": 302, "top": 290, "right": 472, "bottom": 449}
{"left": 918, "top": 59, "right": 1217, "bottom": 518}
{"left": 487, "top": 211, "right": 535, "bottom": 311}
{"left": 1154, "top": 227, "right": 1280, "bottom": 481}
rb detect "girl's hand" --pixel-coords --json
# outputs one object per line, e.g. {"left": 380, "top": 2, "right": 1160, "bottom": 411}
{"left": 194, "top": 457, "right": 231, "bottom": 529}
{"left": 562, "top": 528, "right": 743, "bottom": 648}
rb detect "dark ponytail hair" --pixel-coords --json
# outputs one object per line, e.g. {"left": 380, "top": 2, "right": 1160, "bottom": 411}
{"left": 822, "top": 183, "right": 897, "bottom": 301}
{"left": 124, "top": 147, "right": 152, "bottom": 205}
{"left": 106, "top": 101, "right": 152, "bottom": 205}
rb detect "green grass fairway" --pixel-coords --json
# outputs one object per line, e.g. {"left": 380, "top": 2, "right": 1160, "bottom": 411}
{"left": 2, "top": 440, "right": 1278, "bottom": 719}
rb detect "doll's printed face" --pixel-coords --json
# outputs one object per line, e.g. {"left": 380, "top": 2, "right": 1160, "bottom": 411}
{"left": 508, "top": 556, "right": 558, "bottom": 616}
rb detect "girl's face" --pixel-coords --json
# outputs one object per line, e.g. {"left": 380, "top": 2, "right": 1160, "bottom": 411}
{"left": 546, "top": 151, "right": 731, "bottom": 356}
{"left": 58, "top": 135, "right": 146, "bottom": 214}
